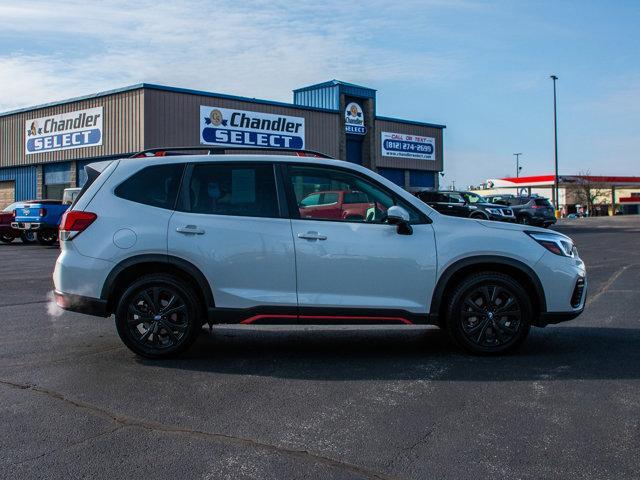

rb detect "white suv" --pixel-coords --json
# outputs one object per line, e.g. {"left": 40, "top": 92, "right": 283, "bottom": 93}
{"left": 54, "top": 149, "right": 586, "bottom": 357}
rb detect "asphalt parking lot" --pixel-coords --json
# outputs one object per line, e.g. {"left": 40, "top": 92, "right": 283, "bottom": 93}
{"left": 1, "top": 215, "right": 639, "bottom": 480}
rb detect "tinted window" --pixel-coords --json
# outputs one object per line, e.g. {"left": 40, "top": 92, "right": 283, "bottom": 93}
{"left": 448, "top": 193, "right": 465, "bottom": 203}
{"left": 187, "top": 163, "right": 278, "bottom": 218}
{"left": 288, "top": 165, "right": 422, "bottom": 223}
{"left": 323, "top": 192, "right": 339, "bottom": 204}
{"left": 417, "top": 191, "right": 436, "bottom": 202}
{"left": 115, "top": 164, "right": 184, "bottom": 209}
{"left": 344, "top": 192, "right": 369, "bottom": 204}
{"left": 535, "top": 198, "right": 551, "bottom": 207}
{"left": 300, "top": 193, "right": 321, "bottom": 207}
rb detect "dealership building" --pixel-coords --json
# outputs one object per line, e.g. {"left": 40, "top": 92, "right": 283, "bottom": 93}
{"left": 0, "top": 80, "right": 445, "bottom": 207}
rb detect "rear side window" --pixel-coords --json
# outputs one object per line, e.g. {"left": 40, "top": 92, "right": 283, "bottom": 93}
{"left": 186, "top": 163, "right": 279, "bottom": 218}
{"left": 344, "top": 192, "right": 369, "bottom": 204}
{"left": 535, "top": 199, "right": 551, "bottom": 207}
{"left": 115, "top": 164, "right": 184, "bottom": 210}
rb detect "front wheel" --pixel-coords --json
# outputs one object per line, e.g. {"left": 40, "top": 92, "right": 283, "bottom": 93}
{"left": 517, "top": 216, "right": 530, "bottom": 225}
{"left": 445, "top": 272, "right": 532, "bottom": 355}
{"left": 115, "top": 274, "right": 202, "bottom": 358}
{"left": 20, "top": 231, "right": 37, "bottom": 244}
{"left": 37, "top": 230, "right": 58, "bottom": 246}
{"left": 0, "top": 233, "right": 15, "bottom": 244}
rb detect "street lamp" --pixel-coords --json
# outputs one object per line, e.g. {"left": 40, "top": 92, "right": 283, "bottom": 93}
{"left": 550, "top": 75, "right": 559, "bottom": 211}
{"left": 513, "top": 153, "right": 523, "bottom": 177}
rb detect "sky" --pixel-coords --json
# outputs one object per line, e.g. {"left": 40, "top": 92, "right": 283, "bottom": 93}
{"left": 0, "top": 0, "right": 638, "bottom": 187}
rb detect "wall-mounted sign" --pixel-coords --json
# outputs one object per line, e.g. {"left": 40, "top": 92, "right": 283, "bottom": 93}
{"left": 200, "top": 106, "right": 305, "bottom": 149}
{"left": 344, "top": 102, "right": 366, "bottom": 135}
{"left": 25, "top": 107, "right": 103, "bottom": 155}
{"left": 381, "top": 131, "right": 435, "bottom": 160}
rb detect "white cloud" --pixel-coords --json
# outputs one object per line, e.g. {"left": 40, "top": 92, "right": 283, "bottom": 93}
{"left": 0, "top": 0, "right": 465, "bottom": 111}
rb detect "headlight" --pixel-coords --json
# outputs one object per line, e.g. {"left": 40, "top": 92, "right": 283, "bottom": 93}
{"left": 486, "top": 208, "right": 501, "bottom": 215}
{"left": 526, "top": 231, "right": 576, "bottom": 257}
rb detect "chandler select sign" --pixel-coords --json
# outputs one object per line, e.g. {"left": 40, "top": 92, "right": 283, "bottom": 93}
{"left": 25, "top": 107, "right": 103, "bottom": 155}
{"left": 200, "top": 106, "right": 305, "bottom": 149}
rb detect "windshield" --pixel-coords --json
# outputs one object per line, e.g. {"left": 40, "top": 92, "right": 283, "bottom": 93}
{"left": 461, "top": 192, "right": 484, "bottom": 204}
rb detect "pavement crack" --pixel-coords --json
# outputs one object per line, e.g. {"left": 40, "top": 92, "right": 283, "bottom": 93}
{"left": 0, "top": 378, "right": 398, "bottom": 480}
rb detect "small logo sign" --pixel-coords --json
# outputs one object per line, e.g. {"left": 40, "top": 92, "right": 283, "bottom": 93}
{"left": 344, "top": 102, "right": 366, "bottom": 135}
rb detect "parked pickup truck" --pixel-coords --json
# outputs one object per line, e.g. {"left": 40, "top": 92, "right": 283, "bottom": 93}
{"left": 11, "top": 199, "right": 68, "bottom": 245}
{"left": 0, "top": 201, "right": 37, "bottom": 243}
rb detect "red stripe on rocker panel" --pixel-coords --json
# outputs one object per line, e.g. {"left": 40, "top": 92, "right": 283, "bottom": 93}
{"left": 239, "top": 314, "right": 414, "bottom": 325}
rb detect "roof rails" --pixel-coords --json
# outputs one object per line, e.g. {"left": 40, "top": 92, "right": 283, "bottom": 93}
{"left": 130, "top": 146, "right": 334, "bottom": 159}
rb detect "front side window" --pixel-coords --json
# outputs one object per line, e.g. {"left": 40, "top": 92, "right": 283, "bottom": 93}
{"left": 115, "top": 164, "right": 184, "bottom": 210}
{"left": 287, "top": 165, "right": 422, "bottom": 223}
{"left": 448, "top": 193, "right": 465, "bottom": 204}
{"left": 462, "top": 192, "right": 483, "bottom": 203}
{"left": 186, "top": 163, "right": 279, "bottom": 218}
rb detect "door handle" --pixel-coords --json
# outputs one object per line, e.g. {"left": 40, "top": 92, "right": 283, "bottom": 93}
{"left": 297, "top": 232, "right": 327, "bottom": 241}
{"left": 176, "top": 225, "right": 205, "bottom": 235}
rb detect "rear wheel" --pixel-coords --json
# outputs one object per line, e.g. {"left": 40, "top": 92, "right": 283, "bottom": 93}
{"left": 0, "top": 233, "right": 15, "bottom": 243}
{"left": 20, "top": 231, "right": 37, "bottom": 244}
{"left": 37, "top": 230, "right": 58, "bottom": 246}
{"left": 115, "top": 274, "right": 202, "bottom": 358}
{"left": 517, "top": 216, "right": 530, "bottom": 225}
{"left": 445, "top": 272, "right": 531, "bottom": 355}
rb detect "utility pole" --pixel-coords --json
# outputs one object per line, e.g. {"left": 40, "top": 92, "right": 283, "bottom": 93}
{"left": 551, "top": 75, "right": 559, "bottom": 211}
{"left": 513, "top": 153, "right": 523, "bottom": 177}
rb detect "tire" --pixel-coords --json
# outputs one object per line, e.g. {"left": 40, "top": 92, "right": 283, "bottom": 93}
{"left": 517, "top": 216, "right": 530, "bottom": 225}
{"left": 444, "top": 272, "right": 532, "bottom": 355}
{"left": 0, "top": 233, "right": 15, "bottom": 244}
{"left": 37, "top": 230, "right": 58, "bottom": 246}
{"left": 20, "top": 231, "right": 37, "bottom": 244}
{"left": 470, "top": 212, "right": 488, "bottom": 220}
{"left": 115, "top": 274, "right": 202, "bottom": 358}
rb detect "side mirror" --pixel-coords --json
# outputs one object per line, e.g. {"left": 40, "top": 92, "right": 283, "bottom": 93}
{"left": 386, "top": 206, "right": 413, "bottom": 235}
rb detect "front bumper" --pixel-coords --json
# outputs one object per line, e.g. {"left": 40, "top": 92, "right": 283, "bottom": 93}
{"left": 488, "top": 213, "right": 516, "bottom": 223}
{"left": 54, "top": 290, "right": 109, "bottom": 317}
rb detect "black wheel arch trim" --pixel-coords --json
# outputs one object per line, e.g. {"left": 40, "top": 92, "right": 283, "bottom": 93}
{"left": 100, "top": 254, "right": 215, "bottom": 311}
{"left": 430, "top": 255, "right": 547, "bottom": 317}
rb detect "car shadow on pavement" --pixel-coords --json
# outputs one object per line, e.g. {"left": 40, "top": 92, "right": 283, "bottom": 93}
{"left": 138, "top": 325, "right": 640, "bottom": 382}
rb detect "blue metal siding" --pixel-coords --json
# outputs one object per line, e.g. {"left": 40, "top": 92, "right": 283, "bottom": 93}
{"left": 43, "top": 162, "right": 71, "bottom": 184}
{"left": 294, "top": 85, "right": 340, "bottom": 110}
{"left": 377, "top": 168, "right": 405, "bottom": 187}
{"left": 409, "top": 170, "right": 435, "bottom": 188}
{"left": 0, "top": 166, "right": 37, "bottom": 201}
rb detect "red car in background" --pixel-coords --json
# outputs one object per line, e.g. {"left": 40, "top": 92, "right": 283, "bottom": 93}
{"left": 0, "top": 202, "right": 37, "bottom": 244}
{"left": 298, "top": 190, "right": 386, "bottom": 221}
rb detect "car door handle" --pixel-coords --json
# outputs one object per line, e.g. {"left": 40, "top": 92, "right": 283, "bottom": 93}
{"left": 176, "top": 225, "right": 205, "bottom": 235}
{"left": 297, "top": 232, "right": 327, "bottom": 241}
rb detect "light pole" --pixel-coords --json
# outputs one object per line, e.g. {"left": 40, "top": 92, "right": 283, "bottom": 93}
{"left": 551, "top": 75, "right": 559, "bottom": 211}
{"left": 513, "top": 153, "right": 523, "bottom": 177}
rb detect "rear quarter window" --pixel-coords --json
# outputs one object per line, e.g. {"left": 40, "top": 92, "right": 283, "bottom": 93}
{"left": 115, "top": 164, "right": 185, "bottom": 210}
{"left": 535, "top": 199, "right": 552, "bottom": 207}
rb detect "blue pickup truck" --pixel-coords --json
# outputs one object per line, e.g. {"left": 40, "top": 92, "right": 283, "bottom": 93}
{"left": 11, "top": 200, "right": 69, "bottom": 245}
{"left": 11, "top": 188, "right": 82, "bottom": 245}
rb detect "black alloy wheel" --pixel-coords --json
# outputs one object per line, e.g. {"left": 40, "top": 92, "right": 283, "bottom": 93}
{"left": 20, "top": 231, "right": 37, "bottom": 243}
{"left": 0, "top": 233, "right": 15, "bottom": 244}
{"left": 518, "top": 216, "right": 530, "bottom": 225}
{"left": 37, "top": 230, "right": 58, "bottom": 246}
{"left": 115, "top": 274, "right": 201, "bottom": 358}
{"left": 446, "top": 272, "right": 531, "bottom": 355}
